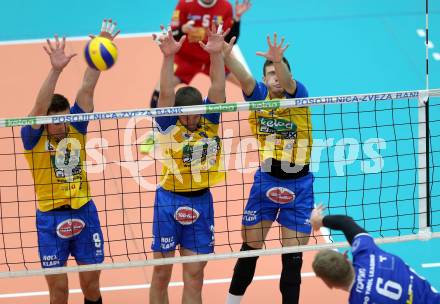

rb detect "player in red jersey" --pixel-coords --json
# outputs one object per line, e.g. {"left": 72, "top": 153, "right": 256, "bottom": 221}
{"left": 149, "top": 0, "right": 251, "bottom": 108}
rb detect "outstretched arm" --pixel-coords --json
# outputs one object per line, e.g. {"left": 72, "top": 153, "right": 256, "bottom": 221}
{"left": 30, "top": 35, "right": 77, "bottom": 127}
{"left": 224, "top": 48, "right": 255, "bottom": 97}
{"left": 310, "top": 205, "right": 367, "bottom": 245}
{"left": 200, "top": 24, "right": 234, "bottom": 104}
{"left": 256, "top": 33, "right": 296, "bottom": 95}
{"left": 154, "top": 26, "right": 186, "bottom": 108}
{"left": 76, "top": 19, "right": 120, "bottom": 113}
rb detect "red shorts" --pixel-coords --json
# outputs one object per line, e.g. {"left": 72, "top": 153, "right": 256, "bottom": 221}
{"left": 174, "top": 53, "right": 230, "bottom": 85}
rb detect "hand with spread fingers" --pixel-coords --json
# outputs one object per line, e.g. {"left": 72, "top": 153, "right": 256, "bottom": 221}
{"left": 43, "top": 35, "right": 77, "bottom": 72}
{"left": 310, "top": 204, "right": 326, "bottom": 230}
{"left": 199, "top": 23, "right": 231, "bottom": 55}
{"left": 256, "top": 33, "right": 289, "bottom": 63}
{"left": 234, "top": 0, "right": 252, "bottom": 21}
{"left": 153, "top": 25, "right": 186, "bottom": 57}
{"left": 89, "top": 18, "right": 121, "bottom": 41}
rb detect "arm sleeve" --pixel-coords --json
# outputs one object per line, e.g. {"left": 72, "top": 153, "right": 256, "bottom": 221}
{"left": 224, "top": 20, "right": 240, "bottom": 43}
{"left": 223, "top": 4, "right": 237, "bottom": 43}
{"left": 171, "top": 1, "right": 186, "bottom": 40}
{"left": 322, "top": 215, "right": 367, "bottom": 245}
{"left": 243, "top": 81, "right": 268, "bottom": 102}
{"left": 70, "top": 102, "right": 88, "bottom": 135}
{"left": 202, "top": 97, "right": 220, "bottom": 124}
{"left": 285, "top": 80, "right": 309, "bottom": 99}
{"left": 21, "top": 125, "right": 44, "bottom": 150}
{"left": 155, "top": 116, "right": 178, "bottom": 134}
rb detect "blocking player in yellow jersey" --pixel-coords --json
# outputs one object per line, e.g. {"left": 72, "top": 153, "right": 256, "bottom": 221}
{"left": 224, "top": 34, "right": 313, "bottom": 304}
{"left": 149, "top": 24, "right": 235, "bottom": 304}
{"left": 20, "top": 20, "right": 119, "bottom": 304}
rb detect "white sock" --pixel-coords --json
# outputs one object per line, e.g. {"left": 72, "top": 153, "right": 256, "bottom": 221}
{"left": 226, "top": 293, "right": 243, "bottom": 304}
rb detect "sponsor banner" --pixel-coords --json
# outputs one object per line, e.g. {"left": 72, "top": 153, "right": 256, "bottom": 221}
{"left": 266, "top": 187, "right": 295, "bottom": 204}
{"left": 174, "top": 206, "right": 200, "bottom": 225}
{"left": 56, "top": 218, "right": 86, "bottom": 239}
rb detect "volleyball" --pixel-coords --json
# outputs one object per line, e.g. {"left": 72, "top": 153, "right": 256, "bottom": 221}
{"left": 84, "top": 36, "right": 118, "bottom": 71}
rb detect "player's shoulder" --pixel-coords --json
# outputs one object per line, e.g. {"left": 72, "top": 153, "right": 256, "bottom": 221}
{"left": 351, "top": 233, "right": 377, "bottom": 255}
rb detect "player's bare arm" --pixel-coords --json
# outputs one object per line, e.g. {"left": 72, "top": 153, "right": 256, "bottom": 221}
{"left": 29, "top": 35, "right": 76, "bottom": 127}
{"left": 256, "top": 33, "right": 297, "bottom": 95}
{"left": 155, "top": 26, "right": 186, "bottom": 108}
{"left": 76, "top": 19, "right": 120, "bottom": 113}
{"left": 200, "top": 23, "right": 235, "bottom": 104}
{"left": 223, "top": 44, "right": 256, "bottom": 96}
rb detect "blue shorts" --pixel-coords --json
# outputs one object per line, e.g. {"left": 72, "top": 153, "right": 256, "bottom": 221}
{"left": 242, "top": 169, "right": 314, "bottom": 234}
{"left": 152, "top": 187, "right": 215, "bottom": 254}
{"left": 36, "top": 201, "right": 104, "bottom": 268}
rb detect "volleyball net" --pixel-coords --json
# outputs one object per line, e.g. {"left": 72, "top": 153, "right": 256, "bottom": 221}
{"left": 0, "top": 89, "right": 439, "bottom": 278}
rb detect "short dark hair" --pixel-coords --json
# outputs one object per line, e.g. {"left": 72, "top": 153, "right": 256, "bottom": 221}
{"left": 263, "top": 57, "right": 291, "bottom": 76}
{"left": 312, "top": 250, "right": 354, "bottom": 288}
{"left": 47, "top": 94, "right": 70, "bottom": 114}
{"left": 175, "top": 86, "right": 203, "bottom": 107}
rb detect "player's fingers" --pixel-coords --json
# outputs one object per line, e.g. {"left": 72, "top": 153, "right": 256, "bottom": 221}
{"left": 229, "top": 36, "right": 237, "bottom": 46}
{"left": 178, "top": 35, "right": 186, "bottom": 46}
{"left": 61, "top": 36, "right": 66, "bottom": 50}
{"left": 279, "top": 37, "right": 285, "bottom": 48}
{"left": 255, "top": 51, "right": 267, "bottom": 58}
{"left": 273, "top": 32, "right": 278, "bottom": 47}
{"left": 198, "top": 41, "right": 207, "bottom": 50}
{"left": 106, "top": 19, "right": 113, "bottom": 32}
{"left": 222, "top": 27, "right": 230, "bottom": 38}
{"left": 266, "top": 35, "right": 272, "bottom": 47}
{"left": 112, "top": 29, "right": 121, "bottom": 39}
{"left": 282, "top": 43, "right": 289, "bottom": 52}
{"left": 217, "top": 23, "right": 224, "bottom": 35}
{"left": 67, "top": 53, "right": 77, "bottom": 60}
{"left": 46, "top": 39, "right": 55, "bottom": 51}
{"left": 43, "top": 46, "right": 51, "bottom": 56}
{"left": 54, "top": 34, "right": 60, "bottom": 48}
{"left": 101, "top": 19, "right": 107, "bottom": 32}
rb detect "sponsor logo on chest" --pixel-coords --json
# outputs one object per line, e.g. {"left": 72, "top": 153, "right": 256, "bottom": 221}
{"left": 266, "top": 187, "right": 295, "bottom": 204}
{"left": 174, "top": 206, "right": 200, "bottom": 225}
{"left": 56, "top": 218, "right": 85, "bottom": 239}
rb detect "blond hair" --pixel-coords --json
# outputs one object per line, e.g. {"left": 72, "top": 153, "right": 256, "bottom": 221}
{"left": 312, "top": 250, "right": 354, "bottom": 287}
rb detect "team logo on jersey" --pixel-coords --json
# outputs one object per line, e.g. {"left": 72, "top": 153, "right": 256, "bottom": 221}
{"left": 56, "top": 218, "right": 85, "bottom": 239}
{"left": 45, "top": 140, "right": 56, "bottom": 152}
{"left": 174, "top": 207, "right": 200, "bottom": 225}
{"left": 266, "top": 187, "right": 295, "bottom": 204}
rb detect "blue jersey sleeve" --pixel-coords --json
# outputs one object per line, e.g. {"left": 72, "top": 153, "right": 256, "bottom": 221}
{"left": 202, "top": 97, "right": 220, "bottom": 124}
{"left": 21, "top": 125, "right": 44, "bottom": 150}
{"left": 351, "top": 233, "right": 377, "bottom": 259}
{"left": 70, "top": 102, "right": 88, "bottom": 135}
{"left": 285, "top": 80, "right": 309, "bottom": 98}
{"left": 155, "top": 116, "right": 178, "bottom": 134}
{"left": 243, "top": 81, "right": 268, "bottom": 102}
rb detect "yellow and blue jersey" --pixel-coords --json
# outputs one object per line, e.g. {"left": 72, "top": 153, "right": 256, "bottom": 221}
{"left": 245, "top": 80, "right": 312, "bottom": 165}
{"left": 21, "top": 103, "right": 91, "bottom": 212}
{"left": 349, "top": 234, "right": 440, "bottom": 304}
{"left": 155, "top": 98, "right": 225, "bottom": 192}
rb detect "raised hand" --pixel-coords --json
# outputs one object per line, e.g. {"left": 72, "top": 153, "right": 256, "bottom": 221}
{"left": 256, "top": 33, "right": 289, "bottom": 63}
{"left": 235, "top": 0, "right": 252, "bottom": 20}
{"left": 43, "top": 35, "right": 77, "bottom": 72}
{"left": 310, "top": 204, "right": 326, "bottom": 230}
{"left": 199, "top": 23, "right": 231, "bottom": 54}
{"left": 89, "top": 19, "right": 120, "bottom": 41}
{"left": 153, "top": 25, "right": 186, "bottom": 57}
{"left": 222, "top": 36, "right": 237, "bottom": 57}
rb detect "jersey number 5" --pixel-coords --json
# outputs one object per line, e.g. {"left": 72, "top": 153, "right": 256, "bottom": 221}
{"left": 202, "top": 14, "right": 211, "bottom": 27}
{"left": 375, "top": 277, "right": 402, "bottom": 300}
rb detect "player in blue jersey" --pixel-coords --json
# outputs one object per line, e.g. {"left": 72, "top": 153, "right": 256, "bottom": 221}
{"left": 310, "top": 205, "right": 440, "bottom": 304}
